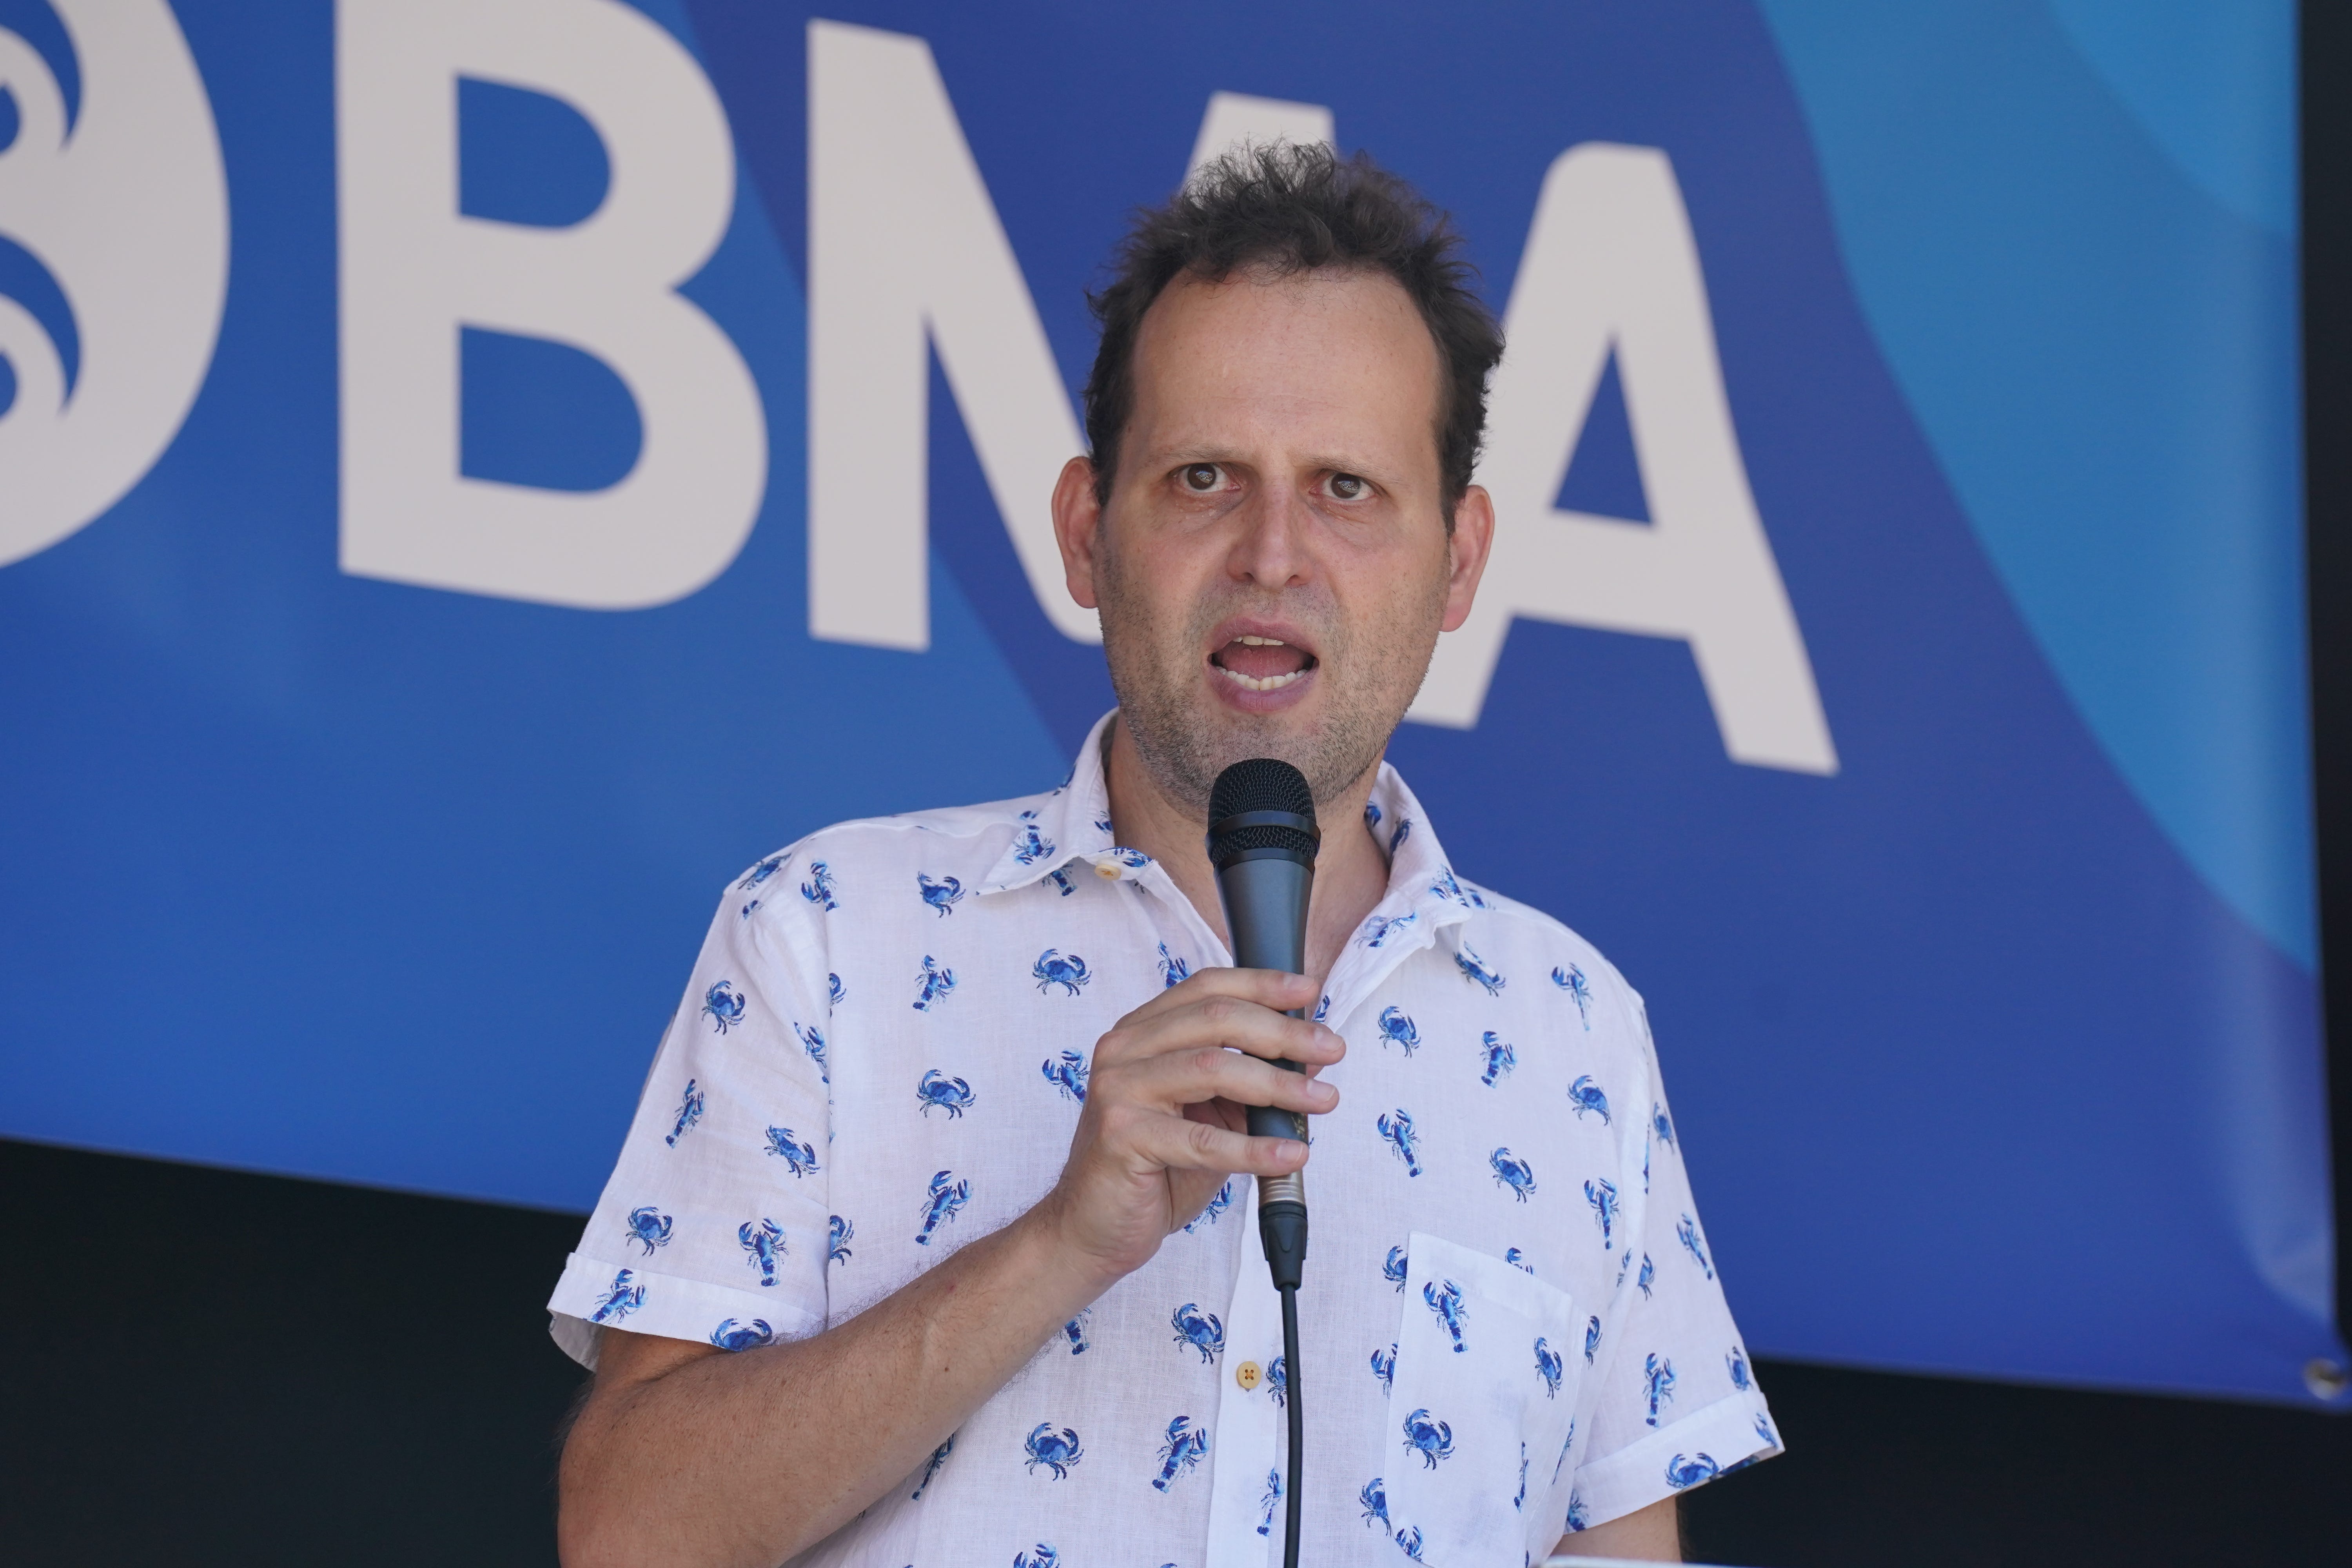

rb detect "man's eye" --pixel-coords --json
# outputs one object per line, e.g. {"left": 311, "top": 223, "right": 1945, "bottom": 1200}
{"left": 1330, "top": 473, "right": 1367, "bottom": 500}
{"left": 1181, "top": 464, "right": 1221, "bottom": 492}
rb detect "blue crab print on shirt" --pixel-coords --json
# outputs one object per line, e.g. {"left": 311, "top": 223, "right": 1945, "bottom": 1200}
{"left": 1257, "top": 1466, "right": 1284, "bottom": 1535}
{"left": 911, "top": 1436, "right": 953, "bottom": 1500}
{"left": 1063, "top": 1308, "right": 1091, "bottom": 1355}
{"left": 1011, "top": 811, "right": 1056, "bottom": 867}
{"left": 1565, "top": 1494, "right": 1591, "bottom": 1533}
{"left": 915, "top": 1170, "right": 970, "bottom": 1246}
{"left": 1479, "top": 1031, "right": 1515, "bottom": 1085}
{"left": 1370, "top": 1342, "right": 1397, "bottom": 1393}
{"left": 1157, "top": 942, "right": 1189, "bottom": 988}
{"left": 1678, "top": 1212, "right": 1716, "bottom": 1279}
{"left": 1551, "top": 963, "right": 1594, "bottom": 1028}
{"left": 1151, "top": 1416, "right": 1209, "bottom": 1492}
{"left": 799, "top": 861, "right": 837, "bottom": 910}
{"left": 1653, "top": 1102, "right": 1677, "bottom": 1149}
{"left": 1312, "top": 993, "right": 1332, "bottom": 1022}
{"left": 826, "top": 973, "right": 846, "bottom": 1009}
{"left": 590, "top": 1268, "right": 644, "bottom": 1323}
{"left": 737, "top": 853, "right": 788, "bottom": 891}
{"left": 915, "top": 1069, "right": 975, "bottom": 1119}
{"left": 1042, "top": 1049, "right": 1089, "bottom": 1103}
{"left": 764, "top": 1126, "right": 820, "bottom": 1176}
{"left": 1644, "top": 1353, "right": 1677, "bottom": 1426}
{"left": 1361, "top": 912, "right": 1417, "bottom": 949}
{"left": 622, "top": 1206, "right": 672, "bottom": 1256}
{"left": 739, "top": 1218, "right": 784, "bottom": 1286}
{"left": 1636, "top": 1252, "right": 1657, "bottom": 1298}
{"left": 917, "top": 873, "right": 964, "bottom": 916}
{"left": 1023, "top": 1423, "right": 1084, "bottom": 1479}
{"left": 1267, "top": 1354, "right": 1287, "bottom": 1408}
{"left": 1430, "top": 866, "right": 1484, "bottom": 908}
{"left": 1032, "top": 949, "right": 1090, "bottom": 995}
{"left": 1584, "top": 1314, "right": 1602, "bottom": 1363}
{"left": 665, "top": 1080, "right": 704, "bottom": 1147}
{"left": 1423, "top": 1278, "right": 1468, "bottom": 1352}
{"left": 709, "top": 1317, "right": 774, "bottom": 1351}
{"left": 795, "top": 1022, "right": 829, "bottom": 1085}
{"left": 1728, "top": 1345, "right": 1752, "bottom": 1391}
{"left": 1359, "top": 1474, "right": 1389, "bottom": 1527}
{"left": 1566, "top": 1075, "right": 1611, "bottom": 1125}
{"left": 740, "top": 898, "right": 760, "bottom": 919}
{"left": 1666, "top": 1452, "right": 1721, "bottom": 1490}
{"left": 1184, "top": 1179, "right": 1234, "bottom": 1233}
{"left": 1585, "top": 1177, "right": 1620, "bottom": 1249}
{"left": 1506, "top": 1247, "right": 1534, "bottom": 1273}
{"left": 1755, "top": 1411, "right": 1777, "bottom": 1447}
{"left": 1013, "top": 1545, "right": 1060, "bottom": 1568}
{"left": 1389, "top": 817, "right": 1412, "bottom": 855}
{"left": 1109, "top": 846, "right": 1149, "bottom": 870}
{"left": 1375, "top": 1005, "right": 1421, "bottom": 1056}
{"left": 912, "top": 955, "right": 956, "bottom": 1012}
{"left": 828, "top": 1214, "right": 854, "bottom": 1266}
{"left": 1490, "top": 1147, "right": 1537, "bottom": 1201}
{"left": 1170, "top": 1302, "right": 1225, "bottom": 1364}
{"left": 1377, "top": 1109, "right": 1423, "bottom": 1176}
{"left": 1383, "top": 1244, "right": 1410, "bottom": 1291}
{"left": 1535, "top": 1336, "right": 1564, "bottom": 1398}
{"left": 1401, "top": 1407, "right": 1455, "bottom": 1469}
{"left": 1395, "top": 1524, "right": 1428, "bottom": 1561}
{"left": 702, "top": 981, "right": 746, "bottom": 1033}
{"left": 1455, "top": 942, "right": 1506, "bottom": 996}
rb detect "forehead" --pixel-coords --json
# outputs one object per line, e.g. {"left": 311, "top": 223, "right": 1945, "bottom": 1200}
{"left": 1126, "top": 266, "right": 1444, "bottom": 464}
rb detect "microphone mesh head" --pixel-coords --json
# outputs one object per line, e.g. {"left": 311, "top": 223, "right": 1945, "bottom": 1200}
{"left": 1207, "top": 759, "right": 1319, "bottom": 866}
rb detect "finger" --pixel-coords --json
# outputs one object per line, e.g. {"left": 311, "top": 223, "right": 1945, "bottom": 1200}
{"left": 1120, "top": 1045, "right": 1339, "bottom": 1114}
{"left": 1127, "top": 1112, "right": 1311, "bottom": 1177}
{"left": 1115, "top": 965, "right": 1319, "bottom": 1026}
{"left": 1107, "top": 994, "right": 1343, "bottom": 1069}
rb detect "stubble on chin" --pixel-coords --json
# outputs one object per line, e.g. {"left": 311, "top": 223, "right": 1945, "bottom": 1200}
{"left": 1093, "top": 534, "right": 1447, "bottom": 817}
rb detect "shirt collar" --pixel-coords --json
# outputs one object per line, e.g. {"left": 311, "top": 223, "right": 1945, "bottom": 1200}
{"left": 977, "top": 711, "right": 1123, "bottom": 894}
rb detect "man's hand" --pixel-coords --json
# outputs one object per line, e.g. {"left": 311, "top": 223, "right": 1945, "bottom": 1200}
{"left": 1035, "top": 967, "right": 1343, "bottom": 1284}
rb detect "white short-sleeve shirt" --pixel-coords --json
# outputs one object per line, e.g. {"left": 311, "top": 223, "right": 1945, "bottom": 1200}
{"left": 548, "top": 713, "right": 1780, "bottom": 1566}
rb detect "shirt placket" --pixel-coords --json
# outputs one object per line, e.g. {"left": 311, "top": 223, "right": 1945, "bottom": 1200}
{"left": 1202, "top": 1183, "right": 1284, "bottom": 1566}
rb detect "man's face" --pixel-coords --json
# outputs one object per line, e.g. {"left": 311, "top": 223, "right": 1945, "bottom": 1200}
{"left": 1055, "top": 266, "right": 1492, "bottom": 813}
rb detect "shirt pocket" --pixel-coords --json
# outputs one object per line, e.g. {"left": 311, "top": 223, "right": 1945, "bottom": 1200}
{"left": 1383, "top": 1232, "right": 1581, "bottom": 1566}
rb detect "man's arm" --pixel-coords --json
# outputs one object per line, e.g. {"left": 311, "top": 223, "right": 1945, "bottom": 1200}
{"left": 1549, "top": 1497, "right": 1682, "bottom": 1561}
{"left": 556, "top": 967, "right": 1343, "bottom": 1568}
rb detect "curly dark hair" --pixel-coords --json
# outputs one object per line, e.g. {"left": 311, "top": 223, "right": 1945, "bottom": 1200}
{"left": 1082, "top": 142, "right": 1503, "bottom": 528}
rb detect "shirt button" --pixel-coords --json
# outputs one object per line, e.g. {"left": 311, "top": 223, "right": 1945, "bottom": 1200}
{"left": 1236, "top": 1360, "right": 1262, "bottom": 1391}
{"left": 1094, "top": 861, "right": 1121, "bottom": 879}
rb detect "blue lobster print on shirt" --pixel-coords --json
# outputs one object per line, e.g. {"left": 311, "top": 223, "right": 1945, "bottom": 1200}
{"left": 1183, "top": 1178, "right": 1234, "bottom": 1233}
{"left": 764, "top": 1126, "right": 820, "bottom": 1176}
{"left": 1375, "top": 1005, "right": 1421, "bottom": 1056}
{"left": 1551, "top": 963, "right": 1593, "bottom": 1027}
{"left": 917, "top": 873, "right": 964, "bottom": 916}
{"left": 828, "top": 1214, "right": 854, "bottom": 1266}
{"left": 1490, "top": 1146, "right": 1537, "bottom": 1201}
{"left": 1170, "top": 1302, "right": 1225, "bottom": 1363}
{"left": 702, "top": 980, "right": 746, "bottom": 1033}
{"left": 1566, "top": 1494, "right": 1592, "bottom": 1532}
{"left": 799, "top": 861, "right": 837, "bottom": 910}
{"left": 1042, "top": 1049, "right": 1089, "bottom": 1103}
{"left": 1430, "top": 866, "right": 1484, "bottom": 908}
{"left": 737, "top": 853, "right": 787, "bottom": 891}
{"left": 590, "top": 1268, "right": 643, "bottom": 1323}
{"left": 1023, "top": 1423, "right": 1083, "bottom": 1479}
{"left": 1637, "top": 1254, "right": 1655, "bottom": 1298}
{"left": 1678, "top": 1212, "right": 1716, "bottom": 1279}
{"left": 739, "top": 1218, "right": 784, "bottom": 1286}
{"left": 915, "top": 1069, "right": 975, "bottom": 1119}
{"left": 1585, "top": 1314, "right": 1602, "bottom": 1363}
{"left": 1361, "top": 912, "right": 1417, "bottom": 949}
{"left": 1506, "top": 1247, "right": 1534, "bottom": 1273}
{"left": 622, "top": 1206, "right": 672, "bottom": 1256}
{"left": 1258, "top": 1466, "right": 1284, "bottom": 1535}
{"left": 1370, "top": 1342, "right": 1396, "bottom": 1393}
{"left": 1045, "top": 867, "right": 1076, "bottom": 897}
{"left": 1585, "top": 1177, "right": 1620, "bottom": 1248}
{"left": 795, "top": 1022, "right": 829, "bottom": 1085}
{"left": 1566, "top": 1074, "right": 1612, "bottom": 1125}
{"left": 1151, "top": 1417, "right": 1209, "bottom": 1492}
{"left": 1032, "top": 949, "right": 1090, "bottom": 995}
{"left": 1389, "top": 817, "right": 1412, "bottom": 855}
{"left": 1383, "top": 1243, "right": 1410, "bottom": 1291}
{"left": 1477, "top": 1031, "right": 1516, "bottom": 1085}
{"left": 1395, "top": 1524, "right": 1428, "bottom": 1561}
{"left": 1377, "top": 1109, "right": 1423, "bottom": 1176}
{"left": 1013, "top": 1544, "right": 1060, "bottom": 1568}
{"left": 915, "top": 1170, "right": 970, "bottom": 1246}
{"left": 1424, "top": 1278, "right": 1469, "bottom": 1352}
{"left": 1516, "top": 1439, "right": 1529, "bottom": 1510}
{"left": 912, "top": 955, "right": 956, "bottom": 1012}
{"left": 665, "top": 1079, "right": 704, "bottom": 1147}
{"left": 827, "top": 971, "right": 846, "bottom": 1008}
{"left": 1454, "top": 942, "right": 1506, "bottom": 996}
{"left": 1666, "top": 1452, "right": 1721, "bottom": 1490}
{"left": 1401, "top": 1407, "right": 1455, "bottom": 1469}
{"left": 1157, "top": 942, "right": 1189, "bottom": 988}
{"left": 1063, "top": 1308, "right": 1091, "bottom": 1355}
{"left": 1644, "top": 1353, "right": 1677, "bottom": 1426}
{"left": 709, "top": 1317, "right": 773, "bottom": 1351}
{"left": 911, "top": 1435, "right": 952, "bottom": 1500}
{"left": 1536, "top": 1336, "right": 1564, "bottom": 1397}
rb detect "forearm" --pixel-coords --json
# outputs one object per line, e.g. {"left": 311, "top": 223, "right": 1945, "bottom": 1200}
{"left": 559, "top": 1200, "right": 1107, "bottom": 1568}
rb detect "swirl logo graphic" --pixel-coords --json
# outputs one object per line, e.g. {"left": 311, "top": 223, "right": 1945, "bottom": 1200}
{"left": 0, "top": 1, "right": 227, "bottom": 567}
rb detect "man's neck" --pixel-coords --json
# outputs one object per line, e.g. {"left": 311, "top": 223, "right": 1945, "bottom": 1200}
{"left": 1103, "top": 715, "right": 1393, "bottom": 985}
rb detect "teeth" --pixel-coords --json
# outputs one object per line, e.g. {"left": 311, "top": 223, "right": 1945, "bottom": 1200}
{"left": 1234, "top": 635, "right": 1286, "bottom": 647}
{"left": 1215, "top": 665, "right": 1307, "bottom": 693}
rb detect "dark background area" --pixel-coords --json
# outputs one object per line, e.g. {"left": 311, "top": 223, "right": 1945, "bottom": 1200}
{"left": 8, "top": 7, "right": 2351, "bottom": 1565}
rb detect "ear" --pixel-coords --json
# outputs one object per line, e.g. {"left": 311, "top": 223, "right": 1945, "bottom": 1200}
{"left": 1053, "top": 455, "right": 1105, "bottom": 610}
{"left": 1439, "top": 483, "right": 1495, "bottom": 633}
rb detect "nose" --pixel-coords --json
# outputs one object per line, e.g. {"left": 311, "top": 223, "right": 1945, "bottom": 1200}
{"left": 1223, "top": 481, "right": 1313, "bottom": 590}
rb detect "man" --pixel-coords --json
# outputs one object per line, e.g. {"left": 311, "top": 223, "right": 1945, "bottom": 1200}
{"left": 550, "top": 145, "right": 1778, "bottom": 1567}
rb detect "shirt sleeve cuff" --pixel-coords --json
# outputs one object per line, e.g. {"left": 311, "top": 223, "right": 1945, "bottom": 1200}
{"left": 544, "top": 1251, "right": 825, "bottom": 1370}
{"left": 1570, "top": 1389, "right": 1783, "bottom": 1529}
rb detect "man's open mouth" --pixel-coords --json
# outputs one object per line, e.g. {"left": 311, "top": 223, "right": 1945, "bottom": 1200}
{"left": 1210, "top": 633, "right": 1318, "bottom": 693}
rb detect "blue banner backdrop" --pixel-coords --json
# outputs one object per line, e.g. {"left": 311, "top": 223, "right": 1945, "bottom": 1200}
{"left": 0, "top": 0, "right": 2339, "bottom": 1406}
